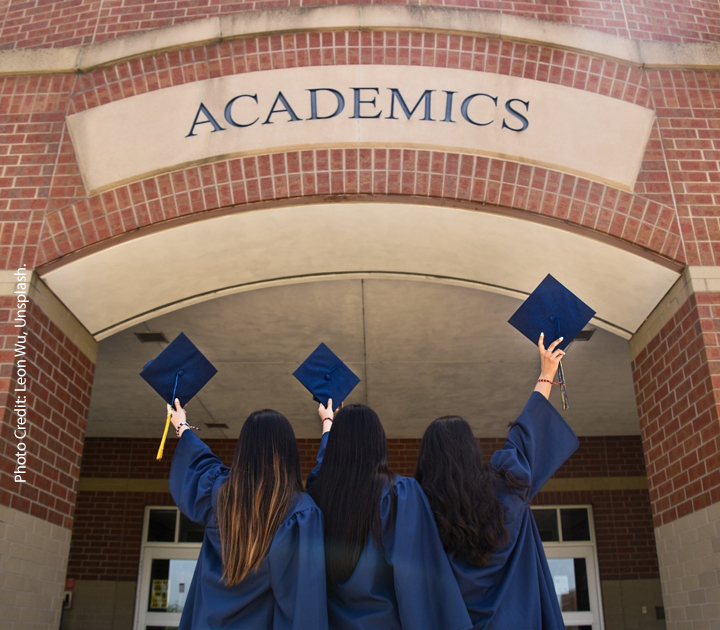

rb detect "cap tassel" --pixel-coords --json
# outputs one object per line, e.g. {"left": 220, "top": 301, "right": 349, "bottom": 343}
{"left": 157, "top": 370, "right": 183, "bottom": 461}
{"left": 156, "top": 411, "right": 172, "bottom": 460}
{"left": 549, "top": 315, "right": 570, "bottom": 410}
{"left": 557, "top": 358, "right": 569, "bottom": 410}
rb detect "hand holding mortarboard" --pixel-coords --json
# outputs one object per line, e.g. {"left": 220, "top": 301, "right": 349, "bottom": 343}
{"left": 167, "top": 398, "right": 193, "bottom": 438}
{"left": 508, "top": 275, "right": 595, "bottom": 409}
{"left": 139, "top": 332, "right": 218, "bottom": 459}
{"left": 293, "top": 343, "right": 360, "bottom": 410}
{"left": 534, "top": 333, "right": 566, "bottom": 400}
{"left": 318, "top": 398, "right": 335, "bottom": 435}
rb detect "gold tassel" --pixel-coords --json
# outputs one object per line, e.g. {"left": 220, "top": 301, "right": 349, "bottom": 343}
{"left": 156, "top": 410, "right": 172, "bottom": 460}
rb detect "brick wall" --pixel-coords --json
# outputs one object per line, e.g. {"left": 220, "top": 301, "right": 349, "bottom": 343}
{"left": 0, "top": 299, "right": 95, "bottom": 529}
{"left": 645, "top": 69, "right": 720, "bottom": 266}
{"left": 0, "top": 74, "right": 73, "bottom": 270}
{"left": 67, "top": 434, "right": 657, "bottom": 581}
{"left": 78, "top": 434, "right": 648, "bottom": 479}
{"left": 1, "top": 0, "right": 720, "bottom": 51}
{"left": 68, "top": 490, "right": 173, "bottom": 581}
{"left": 632, "top": 292, "right": 720, "bottom": 528}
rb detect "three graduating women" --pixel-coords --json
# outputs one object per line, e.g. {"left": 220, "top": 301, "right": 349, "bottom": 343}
{"left": 166, "top": 332, "right": 577, "bottom": 629}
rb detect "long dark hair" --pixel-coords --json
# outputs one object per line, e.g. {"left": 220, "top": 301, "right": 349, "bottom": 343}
{"left": 216, "top": 410, "right": 302, "bottom": 585}
{"left": 415, "top": 416, "right": 523, "bottom": 567}
{"left": 308, "top": 404, "right": 395, "bottom": 585}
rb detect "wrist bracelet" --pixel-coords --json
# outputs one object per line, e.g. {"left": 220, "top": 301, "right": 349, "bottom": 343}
{"left": 322, "top": 417, "right": 333, "bottom": 424}
{"left": 537, "top": 378, "right": 562, "bottom": 385}
{"left": 176, "top": 422, "right": 200, "bottom": 436}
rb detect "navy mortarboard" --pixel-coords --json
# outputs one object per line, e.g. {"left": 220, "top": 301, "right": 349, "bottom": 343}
{"left": 508, "top": 274, "right": 595, "bottom": 409}
{"left": 140, "top": 332, "right": 218, "bottom": 459}
{"left": 293, "top": 342, "right": 360, "bottom": 409}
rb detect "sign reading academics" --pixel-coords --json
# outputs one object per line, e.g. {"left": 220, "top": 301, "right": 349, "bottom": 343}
{"left": 67, "top": 66, "right": 654, "bottom": 194}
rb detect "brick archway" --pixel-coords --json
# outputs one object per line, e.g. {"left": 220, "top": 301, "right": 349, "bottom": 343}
{"left": 36, "top": 150, "right": 682, "bottom": 270}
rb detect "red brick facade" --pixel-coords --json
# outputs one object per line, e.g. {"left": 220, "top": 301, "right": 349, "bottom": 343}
{"left": 67, "top": 435, "right": 658, "bottom": 582}
{"left": 1, "top": 0, "right": 720, "bottom": 51}
{"left": 0, "top": 299, "right": 95, "bottom": 529}
{"left": 632, "top": 292, "right": 720, "bottom": 528}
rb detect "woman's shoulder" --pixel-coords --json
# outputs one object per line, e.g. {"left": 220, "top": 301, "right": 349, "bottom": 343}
{"left": 392, "top": 474, "right": 422, "bottom": 490}
{"left": 269, "top": 493, "right": 323, "bottom": 552}
{"left": 284, "top": 492, "right": 323, "bottom": 522}
{"left": 381, "top": 475, "right": 424, "bottom": 503}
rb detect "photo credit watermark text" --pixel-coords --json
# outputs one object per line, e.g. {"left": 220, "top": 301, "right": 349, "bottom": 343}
{"left": 14, "top": 265, "right": 29, "bottom": 483}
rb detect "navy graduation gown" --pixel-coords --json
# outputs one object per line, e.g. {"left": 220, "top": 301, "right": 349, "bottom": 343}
{"left": 169, "top": 430, "right": 329, "bottom": 630}
{"left": 449, "top": 392, "right": 579, "bottom": 629}
{"left": 308, "top": 432, "right": 472, "bottom": 630}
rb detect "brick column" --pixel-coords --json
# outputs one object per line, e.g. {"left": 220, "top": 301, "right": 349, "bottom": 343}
{"left": 631, "top": 268, "right": 720, "bottom": 628}
{"left": 0, "top": 270, "right": 96, "bottom": 629}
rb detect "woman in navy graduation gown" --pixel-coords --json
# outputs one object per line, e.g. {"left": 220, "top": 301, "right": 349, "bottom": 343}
{"left": 307, "top": 401, "right": 472, "bottom": 630}
{"left": 167, "top": 401, "right": 328, "bottom": 630}
{"left": 415, "top": 334, "right": 579, "bottom": 629}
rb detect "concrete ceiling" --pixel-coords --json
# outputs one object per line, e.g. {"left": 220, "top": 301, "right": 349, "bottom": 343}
{"left": 87, "top": 277, "right": 640, "bottom": 439}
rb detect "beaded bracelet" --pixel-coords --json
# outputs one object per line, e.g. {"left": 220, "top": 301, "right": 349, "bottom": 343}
{"left": 176, "top": 421, "right": 200, "bottom": 436}
{"left": 537, "top": 378, "right": 563, "bottom": 385}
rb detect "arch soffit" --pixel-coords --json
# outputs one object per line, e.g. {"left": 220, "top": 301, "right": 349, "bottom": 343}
{"left": 38, "top": 200, "right": 681, "bottom": 342}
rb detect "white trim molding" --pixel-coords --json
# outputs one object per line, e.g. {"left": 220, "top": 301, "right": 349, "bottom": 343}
{"left": 0, "top": 7, "right": 719, "bottom": 77}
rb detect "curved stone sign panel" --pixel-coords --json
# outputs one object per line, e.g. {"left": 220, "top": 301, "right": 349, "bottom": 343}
{"left": 67, "top": 65, "right": 655, "bottom": 194}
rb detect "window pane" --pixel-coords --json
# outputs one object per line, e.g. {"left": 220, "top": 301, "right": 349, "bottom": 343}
{"left": 148, "top": 559, "right": 169, "bottom": 612}
{"left": 147, "top": 510, "right": 177, "bottom": 542}
{"left": 167, "top": 559, "right": 196, "bottom": 612}
{"left": 547, "top": 557, "right": 590, "bottom": 612}
{"left": 561, "top": 508, "right": 591, "bottom": 541}
{"left": 178, "top": 513, "right": 205, "bottom": 543}
{"left": 147, "top": 558, "right": 196, "bottom": 613}
{"left": 532, "top": 509, "right": 559, "bottom": 542}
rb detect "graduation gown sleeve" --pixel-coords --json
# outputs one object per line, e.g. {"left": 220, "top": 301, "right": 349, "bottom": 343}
{"left": 305, "top": 430, "right": 329, "bottom": 490}
{"left": 490, "top": 391, "right": 579, "bottom": 499}
{"left": 382, "top": 477, "right": 473, "bottom": 630}
{"left": 169, "top": 430, "right": 229, "bottom": 525}
{"left": 268, "top": 501, "right": 329, "bottom": 630}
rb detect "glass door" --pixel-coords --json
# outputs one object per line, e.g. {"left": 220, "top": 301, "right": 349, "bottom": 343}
{"left": 134, "top": 507, "right": 204, "bottom": 630}
{"left": 545, "top": 545, "right": 600, "bottom": 629}
{"left": 532, "top": 506, "right": 604, "bottom": 630}
{"left": 136, "top": 546, "right": 199, "bottom": 629}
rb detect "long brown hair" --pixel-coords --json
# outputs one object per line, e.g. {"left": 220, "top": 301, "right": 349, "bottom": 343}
{"left": 216, "top": 409, "right": 302, "bottom": 585}
{"left": 415, "top": 415, "right": 526, "bottom": 567}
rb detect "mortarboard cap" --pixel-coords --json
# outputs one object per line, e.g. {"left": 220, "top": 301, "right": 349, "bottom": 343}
{"left": 508, "top": 274, "right": 595, "bottom": 351}
{"left": 293, "top": 342, "right": 360, "bottom": 409}
{"left": 508, "top": 274, "right": 595, "bottom": 409}
{"left": 140, "top": 332, "right": 218, "bottom": 405}
{"left": 139, "top": 332, "right": 217, "bottom": 459}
